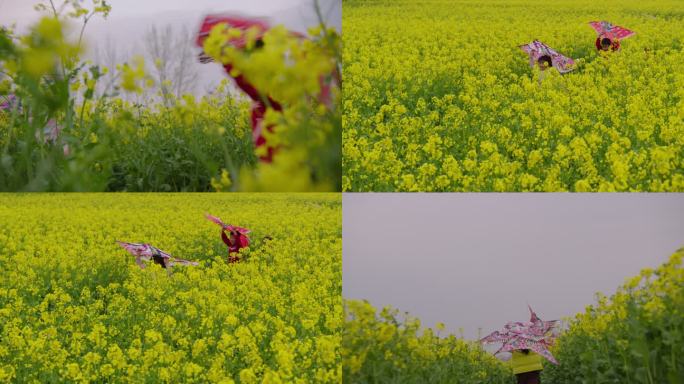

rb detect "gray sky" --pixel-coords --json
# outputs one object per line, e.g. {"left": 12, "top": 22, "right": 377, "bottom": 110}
{"left": 0, "top": 0, "right": 340, "bottom": 32}
{"left": 343, "top": 194, "right": 684, "bottom": 341}
{"left": 0, "top": 0, "right": 341, "bottom": 92}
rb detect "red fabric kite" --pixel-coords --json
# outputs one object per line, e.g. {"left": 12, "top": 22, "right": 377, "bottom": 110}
{"left": 590, "top": 21, "right": 635, "bottom": 51}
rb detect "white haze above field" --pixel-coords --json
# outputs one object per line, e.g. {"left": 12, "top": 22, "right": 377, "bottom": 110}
{"left": 343, "top": 194, "right": 684, "bottom": 341}
{"left": 0, "top": 0, "right": 341, "bottom": 94}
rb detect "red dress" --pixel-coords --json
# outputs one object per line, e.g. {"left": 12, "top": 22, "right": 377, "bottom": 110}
{"left": 221, "top": 230, "right": 250, "bottom": 263}
{"left": 197, "top": 15, "right": 338, "bottom": 163}
{"left": 223, "top": 64, "right": 283, "bottom": 163}
{"left": 595, "top": 37, "right": 621, "bottom": 52}
{"left": 196, "top": 15, "right": 280, "bottom": 162}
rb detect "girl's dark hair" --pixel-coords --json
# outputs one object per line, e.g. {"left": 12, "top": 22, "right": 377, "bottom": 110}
{"left": 601, "top": 37, "right": 612, "bottom": 47}
{"left": 521, "top": 349, "right": 530, "bottom": 354}
{"left": 255, "top": 39, "right": 265, "bottom": 49}
{"left": 537, "top": 55, "right": 552, "bottom": 69}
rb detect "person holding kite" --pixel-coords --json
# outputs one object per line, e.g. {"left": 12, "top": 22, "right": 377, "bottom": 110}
{"left": 195, "top": 14, "right": 338, "bottom": 163}
{"left": 196, "top": 15, "right": 303, "bottom": 163}
{"left": 205, "top": 213, "right": 251, "bottom": 263}
{"left": 519, "top": 40, "right": 575, "bottom": 74}
{"left": 195, "top": 15, "right": 285, "bottom": 163}
{"left": 590, "top": 21, "right": 635, "bottom": 52}
{"left": 116, "top": 241, "right": 199, "bottom": 274}
{"left": 481, "top": 306, "right": 559, "bottom": 384}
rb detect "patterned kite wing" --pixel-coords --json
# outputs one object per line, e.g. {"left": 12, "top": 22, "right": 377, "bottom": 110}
{"left": 545, "top": 46, "right": 575, "bottom": 74}
{"left": 480, "top": 330, "right": 508, "bottom": 344}
{"left": 196, "top": 14, "right": 271, "bottom": 49}
{"left": 609, "top": 25, "right": 635, "bottom": 40}
{"left": 208, "top": 214, "right": 251, "bottom": 234}
{"left": 482, "top": 307, "right": 559, "bottom": 364}
{"left": 206, "top": 213, "right": 228, "bottom": 229}
{"left": 503, "top": 339, "right": 557, "bottom": 364}
{"left": 529, "top": 305, "right": 541, "bottom": 323}
{"left": 149, "top": 245, "right": 173, "bottom": 260}
{"left": 589, "top": 21, "right": 635, "bottom": 40}
{"left": 589, "top": 21, "right": 611, "bottom": 36}
{"left": 519, "top": 41, "right": 540, "bottom": 68}
{"left": 519, "top": 43, "right": 535, "bottom": 56}
{"left": 168, "top": 257, "right": 199, "bottom": 267}
{"left": 519, "top": 40, "right": 575, "bottom": 73}
{"left": 527, "top": 341, "right": 558, "bottom": 364}
{"left": 116, "top": 241, "right": 154, "bottom": 257}
{"left": 492, "top": 332, "right": 558, "bottom": 364}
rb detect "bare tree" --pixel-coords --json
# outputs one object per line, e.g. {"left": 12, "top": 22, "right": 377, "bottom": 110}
{"left": 143, "top": 24, "right": 198, "bottom": 105}
{"left": 94, "top": 35, "right": 127, "bottom": 98}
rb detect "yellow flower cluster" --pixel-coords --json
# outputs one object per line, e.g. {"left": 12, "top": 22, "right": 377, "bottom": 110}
{"left": 16, "top": 17, "right": 79, "bottom": 78}
{"left": 342, "top": 0, "right": 684, "bottom": 191}
{"left": 118, "top": 56, "right": 150, "bottom": 94}
{"left": 343, "top": 300, "right": 513, "bottom": 383}
{"left": 543, "top": 248, "right": 684, "bottom": 382}
{"left": 0, "top": 194, "right": 341, "bottom": 383}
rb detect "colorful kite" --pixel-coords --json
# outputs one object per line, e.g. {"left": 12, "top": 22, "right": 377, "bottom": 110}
{"left": 589, "top": 21, "right": 635, "bottom": 51}
{"left": 116, "top": 241, "right": 199, "bottom": 269}
{"left": 481, "top": 306, "right": 559, "bottom": 364}
{"left": 519, "top": 40, "right": 575, "bottom": 74}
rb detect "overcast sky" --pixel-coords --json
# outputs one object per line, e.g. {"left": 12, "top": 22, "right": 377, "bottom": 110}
{"left": 0, "top": 0, "right": 340, "bottom": 31}
{"left": 343, "top": 194, "right": 684, "bottom": 341}
{"left": 0, "top": 0, "right": 341, "bottom": 92}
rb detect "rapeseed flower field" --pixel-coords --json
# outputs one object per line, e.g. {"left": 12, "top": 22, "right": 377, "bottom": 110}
{"left": 343, "top": 300, "right": 514, "bottom": 383}
{"left": 0, "top": 193, "right": 341, "bottom": 383}
{"left": 343, "top": 0, "right": 684, "bottom": 191}
{"left": 342, "top": 248, "right": 684, "bottom": 383}
{"left": 543, "top": 248, "right": 684, "bottom": 383}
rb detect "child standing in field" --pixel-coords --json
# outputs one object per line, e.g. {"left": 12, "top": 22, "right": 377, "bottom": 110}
{"left": 590, "top": 21, "right": 635, "bottom": 52}
{"left": 205, "top": 213, "right": 251, "bottom": 263}
{"left": 481, "top": 306, "right": 558, "bottom": 383}
{"left": 511, "top": 349, "right": 543, "bottom": 384}
{"left": 221, "top": 226, "right": 251, "bottom": 263}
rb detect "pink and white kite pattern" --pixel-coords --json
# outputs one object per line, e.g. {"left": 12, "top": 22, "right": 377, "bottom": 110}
{"left": 116, "top": 241, "right": 199, "bottom": 268}
{"left": 205, "top": 213, "right": 251, "bottom": 234}
{"left": 519, "top": 40, "right": 575, "bottom": 74}
{"left": 480, "top": 305, "right": 559, "bottom": 364}
{"left": 589, "top": 21, "right": 635, "bottom": 41}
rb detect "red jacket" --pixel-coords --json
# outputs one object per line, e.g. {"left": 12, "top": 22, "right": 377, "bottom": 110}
{"left": 223, "top": 63, "right": 283, "bottom": 162}
{"left": 221, "top": 230, "right": 250, "bottom": 254}
{"left": 595, "top": 37, "right": 620, "bottom": 51}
